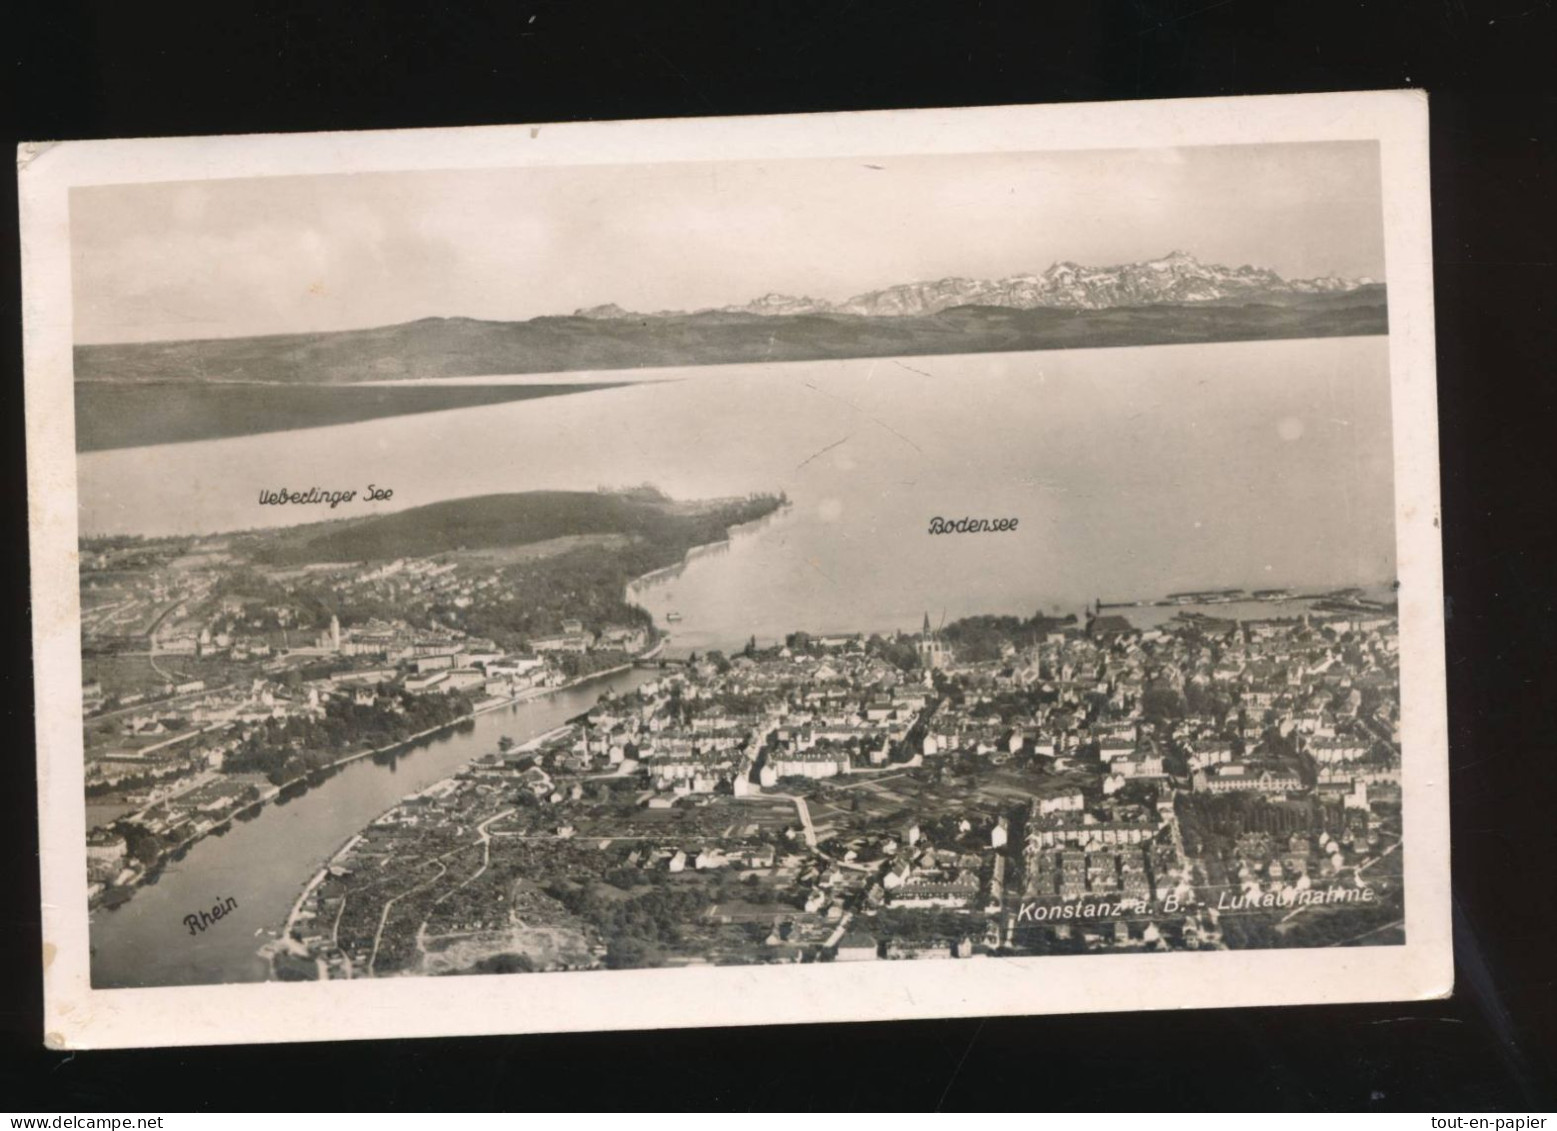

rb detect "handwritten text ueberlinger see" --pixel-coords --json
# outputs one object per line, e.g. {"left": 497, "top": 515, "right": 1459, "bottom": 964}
{"left": 259, "top": 484, "right": 394, "bottom": 508}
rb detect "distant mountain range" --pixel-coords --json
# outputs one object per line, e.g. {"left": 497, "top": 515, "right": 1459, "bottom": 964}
{"left": 575, "top": 251, "right": 1376, "bottom": 320}
{"left": 75, "top": 251, "right": 1386, "bottom": 391}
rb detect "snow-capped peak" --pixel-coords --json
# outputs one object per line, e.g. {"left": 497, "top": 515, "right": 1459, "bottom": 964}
{"left": 579, "top": 253, "right": 1374, "bottom": 319}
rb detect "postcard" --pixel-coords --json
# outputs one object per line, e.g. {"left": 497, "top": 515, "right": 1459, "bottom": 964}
{"left": 20, "top": 90, "right": 1450, "bottom": 1048}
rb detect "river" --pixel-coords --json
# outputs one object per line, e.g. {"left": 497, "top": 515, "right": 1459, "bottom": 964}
{"left": 89, "top": 668, "right": 653, "bottom": 988}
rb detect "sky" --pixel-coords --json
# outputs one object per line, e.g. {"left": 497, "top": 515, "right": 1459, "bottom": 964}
{"left": 71, "top": 140, "right": 1385, "bottom": 345}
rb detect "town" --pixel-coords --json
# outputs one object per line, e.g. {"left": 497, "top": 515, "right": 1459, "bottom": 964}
{"left": 266, "top": 594, "right": 1404, "bottom": 978}
{"left": 74, "top": 489, "right": 1402, "bottom": 974}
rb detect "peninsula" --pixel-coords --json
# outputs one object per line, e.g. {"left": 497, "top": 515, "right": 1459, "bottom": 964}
{"left": 78, "top": 486, "right": 786, "bottom": 911}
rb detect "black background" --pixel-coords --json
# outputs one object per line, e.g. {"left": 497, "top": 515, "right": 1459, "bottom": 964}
{"left": 3, "top": 0, "right": 1555, "bottom": 1112}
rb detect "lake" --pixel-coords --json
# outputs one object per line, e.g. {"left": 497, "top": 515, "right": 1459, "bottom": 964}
{"left": 80, "top": 337, "right": 1398, "bottom": 649}
{"left": 75, "top": 380, "right": 631, "bottom": 452}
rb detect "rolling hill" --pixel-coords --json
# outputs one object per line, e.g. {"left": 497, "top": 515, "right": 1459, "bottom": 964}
{"left": 77, "top": 285, "right": 1387, "bottom": 387}
{"left": 246, "top": 489, "right": 786, "bottom": 566}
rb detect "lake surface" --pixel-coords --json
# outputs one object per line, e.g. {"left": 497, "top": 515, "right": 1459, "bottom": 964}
{"left": 80, "top": 343, "right": 1396, "bottom": 636}
{"left": 90, "top": 669, "right": 653, "bottom": 988}
{"left": 75, "top": 380, "right": 631, "bottom": 452}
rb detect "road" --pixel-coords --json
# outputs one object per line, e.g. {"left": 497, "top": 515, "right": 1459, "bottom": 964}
{"left": 1326, "top": 917, "right": 1405, "bottom": 947}
{"left": 829, "top": 770, "right": 913, "bottom": 790}
{"left": 331, "top": 895, "right": 353, "bottom": 979}
{"left": 368, "top": 859, "right": 448, "bottom": 976}
{"left": 414, "top": 807, "right": 516, "bottom": 963}
{"left": 822, "top": 911, "right": 855, "bottom": 950}
{"left": 1356, "top": 838, "right": 1402, "bottom": 880}
{"left": 766, "top": 792, "right": 818, "bottom": 848}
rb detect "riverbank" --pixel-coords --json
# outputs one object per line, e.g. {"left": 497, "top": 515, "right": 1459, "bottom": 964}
{"left": 516, "top": 723, "right": 573, "bottom": 754}
{"left": 94, "top": 669, "right": 634, "bottom": 915}
{"left": 261, "top": 663, "right": 652, "bottom": 976}
{"left": 263, "top": 828, "right": 372, "bottom": 978}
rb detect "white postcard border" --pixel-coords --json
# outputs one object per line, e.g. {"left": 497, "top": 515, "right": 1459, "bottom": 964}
{"left": 20, "top": 90, "right": 1449, "bottom": 1049}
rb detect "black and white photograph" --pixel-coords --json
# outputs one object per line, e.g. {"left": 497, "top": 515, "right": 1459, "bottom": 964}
{"left": 20, "top": 92, "right": 1449, "bottom": 1048}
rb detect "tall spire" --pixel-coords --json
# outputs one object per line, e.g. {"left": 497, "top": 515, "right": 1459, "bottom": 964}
{"left": 923, "top": 612, "right": 932, "bottom": 637}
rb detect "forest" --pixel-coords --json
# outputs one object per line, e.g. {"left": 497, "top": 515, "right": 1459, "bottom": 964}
{"left": 247, "top": 488, "right": 785, "bottom": 567}
{"left": 222, "top": 689, "right": 475, "bottom": 783}
{"left": 934, "top": 612, "right": 1080, "bottom": 661}
{"left": 544, "top": 878, "right": 715, "bottom": 969}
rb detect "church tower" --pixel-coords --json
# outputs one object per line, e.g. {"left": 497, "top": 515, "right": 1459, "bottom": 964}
{"left": 916, "top": 611, "right": 948, "bottom": 670}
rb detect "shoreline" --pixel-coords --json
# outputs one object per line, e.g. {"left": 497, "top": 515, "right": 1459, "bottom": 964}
{"left": 624, "top": 501, "right": 791, "bottom": 605}
{"left": 93, "top": 666, "right": 636, "bottom": 916}
{"left": 629, "top": 574, "right": 1397, "bottom": 658}
{"left": 262, "top": 662, "right": 650, "bottom": 976}
{"left": 624, "top": 536, "right": 733, "bottom": 593}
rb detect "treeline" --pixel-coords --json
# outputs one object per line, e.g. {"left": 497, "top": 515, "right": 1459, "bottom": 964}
{"left": 1141, "top": 686, "right": 1189, "bottom": 720}
{"left": 699, "top": 689, "right": 770, "bottom": 718}
{"left": 938, "top": 613, "right": 1079, "bottom": 662}
{"left": 250, "top": 489, "right": 785, "bottom": 567}
{"left": 1184, "top": 681, "right": 1236, "bottom": 718}
{"left": 545, "top": 881, "right": 713, "bottom": 968}
{"left": 457, "top": 542, "right": 661, "bottom": 647}
{"left": 866, "top": 634, "right": 921, "bottom": 672}
{"left": 1175, "top": 792, "right": 1336, "bottom": 856}
{"left": 553, "top": 649, "right": 635, "bottom": 679}
{"left": 223, "top": 690, "right": 474, "bottom": 783}
{"left": 118, "top": 822, "right": 170, "bottom": 865}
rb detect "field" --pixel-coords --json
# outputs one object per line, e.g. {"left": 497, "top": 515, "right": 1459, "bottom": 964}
{"left": 421, "top": 925, "right": 596, "bottom": 977}
{"left": 809, "top": 767, "right": 1028, "bottom": 833}
{"left": 82, "top": 653, "right": 239, "bottom": 700}
{"left": 445, "top": 534, "right": 634, "bottom": 567}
